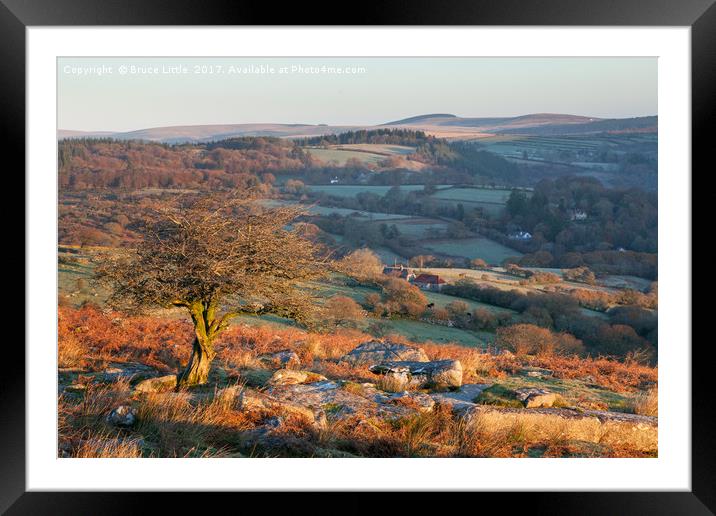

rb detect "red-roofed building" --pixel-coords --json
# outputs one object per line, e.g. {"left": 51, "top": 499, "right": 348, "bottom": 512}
{"left": 413, "top": 273, "right": 446, "bottom": 291}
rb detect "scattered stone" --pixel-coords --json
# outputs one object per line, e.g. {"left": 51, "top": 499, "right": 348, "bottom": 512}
{"left": 238, "top": 389, "right": 324, "bottom": 429}
{"left": 515, "top": 388, "right": 561, "bottom": 408}
{"left": 340, "top": 340, "right": 429, "bottom": 367}
{"left": 369, "top": 359, "right": 463, "bottom": 390}
{"left": 431, "top": 383, "right": 491, "bottom": 413}
{"left": 266, "top": 380, "right": 422, "bottom": 422}
{"left": 106, "top": 405, "right": 137, "bottom": 427}
{"left": 267, "top": 369, "right": 327, "bottom": 386}
{"left": 133, "top": 374, "right": 177, "bottom": 393}
{"left": 260, "top": 350, "right": 301, "bottom": 369}
{"left": 64, "top": 383, "right": 88, "bottom": 393}
{"left": 521, "top": 367, "right": 554, "bottom": 378}
{"left": 87, "top": 362, "right": 158, "bottom": 384}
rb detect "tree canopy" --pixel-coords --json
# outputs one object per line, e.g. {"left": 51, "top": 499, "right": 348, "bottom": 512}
{"left": 96, "top": 193, "right": 328, "bottom": 385}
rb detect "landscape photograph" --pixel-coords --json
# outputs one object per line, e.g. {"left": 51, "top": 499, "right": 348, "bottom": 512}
{"left": 57, "top": 57, "right": 658, "bottom": 459}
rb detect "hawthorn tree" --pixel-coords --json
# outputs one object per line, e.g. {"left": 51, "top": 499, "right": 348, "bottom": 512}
{"left": 96, "top": 194, "right": 326, "bottom": 387}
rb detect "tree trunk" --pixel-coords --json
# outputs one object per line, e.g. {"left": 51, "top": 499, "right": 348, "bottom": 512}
{"left": 177, "top": 335, "right": 215, "bottom": 387}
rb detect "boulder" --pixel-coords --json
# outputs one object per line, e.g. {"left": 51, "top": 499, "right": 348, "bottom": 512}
{"left": 515, "top": 387, "right": 561, "bottom": 408}
{"left": 260, "top": 350, "right": 301, "bottom": 369}
{"left": 340, "top": 340, "right": 429, "bottom": 367}
{"left": 267, "top": 369, "right": 327, "bottom": 386}
{"left": 106, "top": 405, "right": 137, "bottom": 427}
{"left": 266, "top": 380, "right": 424, "bottom": 422}
{"left": 238, "top": 388, "right": 324, "bottom": 429}
{"left": 370, "top": 359, "right": 463, "bottom": 390}
{"left": 431, "top": 383, "right": 491, "bottom": 413}
{"left": 133, "top": 374, "right": 177, "bottom": 393}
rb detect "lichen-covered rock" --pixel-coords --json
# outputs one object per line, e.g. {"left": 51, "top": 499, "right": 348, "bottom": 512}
{"left": 370, "top": 360, "right": 463, "bottom": 389}
{"left": 106, "top": 405, "right": 137, "bottom": 427}
{"left": 267, "top": 369, "right": 327, "bottom": 386}
{"left": 515, "top": 388, "right": 561, "bottom": 408}
{"left": 340, "top": 341, "right": 429, "bottom": 367}
{"left": 238, "top": 389, "right": 323, "bottom": 428}
{"left": 265, "top": 380, "right": 424, "bottom": 422}
{"left": 133, "top": 374, "right": 177, "bottom": 393}
{"left": 431, "top": 383, "right": 491, "bottom": 413}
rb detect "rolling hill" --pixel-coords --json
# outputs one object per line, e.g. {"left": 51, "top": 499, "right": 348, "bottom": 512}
{"left": 58, "top": 113, "right": 657, "bottom": 143}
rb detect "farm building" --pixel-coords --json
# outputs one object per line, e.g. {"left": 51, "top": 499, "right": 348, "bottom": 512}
{"left": 509, "top": 230, "right": 532, "bottom": 241}
{"left": 569, "top": 209, "right": 588, "bottom": 221}
{"left": 382, "top": 264, "right": 416, "bottom": 281}
{"left": 413, "top": 273, "right": 446, "bottom": 291}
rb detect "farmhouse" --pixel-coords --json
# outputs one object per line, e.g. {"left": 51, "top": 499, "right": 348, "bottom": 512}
{"left": 569, "top": 209, "right": 588, "bottom": 221}
{"left": 382, "top": 264, "right": 416, "bottom": 281}
{"left": 413, "top": 273, "right": 446, "bottom": 291}
{"left": 509, "top": 230, "right": 532, "bottom": 241}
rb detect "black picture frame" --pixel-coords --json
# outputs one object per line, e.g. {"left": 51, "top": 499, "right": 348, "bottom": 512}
{"left": 4, "top": 0, "right": 710, "bottom": 513}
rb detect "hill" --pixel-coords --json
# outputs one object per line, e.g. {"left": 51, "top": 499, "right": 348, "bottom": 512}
{"left": 58, "top": 113, "right": 657, "bottom": 143}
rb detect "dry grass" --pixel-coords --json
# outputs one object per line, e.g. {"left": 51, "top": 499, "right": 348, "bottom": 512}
{"left": 73, "top": 434, "right": 145, "bottom": 458}
{"left": 463, "top": 408, "right": 657, "bottom": 455}
{"left": 57, "top": 306, "right": 658, "bottom": 458}
{"left": 631, "top": 387, "right": 658, "bottom": 416}
{"left": 58, "top": 332, "right": 87, "bottom": 368}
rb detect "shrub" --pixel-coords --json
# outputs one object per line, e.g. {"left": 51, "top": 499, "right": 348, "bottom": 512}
{"left": 563, "top": 266, "right": 597, "bottom": 285}
{"left": 338, "top": 248, "right": 384, "bottom": 280}
{"left": 325, "top": 296, "right": 365, "bottom": 328}
{"left": 497, "top": 324, "right": 584, "bottom": 357}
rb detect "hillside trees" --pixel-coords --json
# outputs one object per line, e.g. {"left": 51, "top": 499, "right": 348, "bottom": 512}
{"left": 96, "top": 193, "right": 326, "bottom": 386}
{"left": 338, "top": 248, "right": 384, "bottom": 280}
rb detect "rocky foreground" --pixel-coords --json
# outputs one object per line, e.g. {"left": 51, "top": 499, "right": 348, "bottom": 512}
{"left": 59, "top": 340, "right": 658, "bottom": 458}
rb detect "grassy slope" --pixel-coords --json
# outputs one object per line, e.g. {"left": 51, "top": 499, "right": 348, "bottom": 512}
{"left": 59, "top": 248, "right": 501, "bottom": 348}
{"left": 422, "top": 237, "right": 522, "bottom": 264}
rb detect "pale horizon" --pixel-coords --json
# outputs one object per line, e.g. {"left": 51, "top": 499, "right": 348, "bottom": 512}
{"left": 58, "top": 57, "right": 657, "bottom": 132}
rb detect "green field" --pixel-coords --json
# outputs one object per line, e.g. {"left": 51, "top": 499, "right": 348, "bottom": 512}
{"left": 306, "top": 148, "right": 387, "bottom": 166}
{"left": 477, "top": 134, "right": 658, "bottom": 171}
{"left": 427, "top": 186, "right": 523, "bottom": 216}
{"left": 319, "top": 278, "right": 513, "bottom": 316}
{"left": 334, "top": 144, "right": 416, "bottom": 155}
{"left": 386, "top": 218, "right": 449, "bottom": 239}
{"left": 373, "top": 318, "right": 492, "bottom": 347}
{"left": 58, "top": 247, "right": 505, "bottom": 349}
{"left": 264, "top": 199, "right": 412, "bottom": 220}
{"left": 307, "top": 184, "right": 436, "bottom": 198}
{"left": 305, "top": 143, "right": 416, "bottom": 166}
{"left": 430, "top": 187, "right": 514, "bottom": 204}
{"left": 422, "top": 237, "right": 522, "bottom": 264}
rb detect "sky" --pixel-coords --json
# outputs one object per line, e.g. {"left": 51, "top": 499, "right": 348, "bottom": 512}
{"left": 58, "top": 57, "right": 657, "bottom": 132}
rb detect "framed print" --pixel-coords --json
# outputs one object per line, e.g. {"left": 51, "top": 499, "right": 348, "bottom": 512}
{"left": 4, "top": 0, "right": 712, "bottom": 512}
